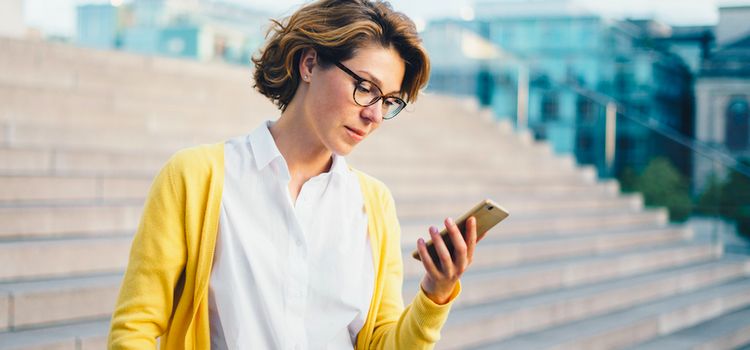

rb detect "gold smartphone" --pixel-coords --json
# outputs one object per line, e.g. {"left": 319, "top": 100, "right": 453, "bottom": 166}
{"left": 411, "top": 199, "right": 509, "bottom": 267}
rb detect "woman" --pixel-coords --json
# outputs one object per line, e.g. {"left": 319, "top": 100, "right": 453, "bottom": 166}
{"left": 108, "top": 0, "right": 479, "bottom": 349}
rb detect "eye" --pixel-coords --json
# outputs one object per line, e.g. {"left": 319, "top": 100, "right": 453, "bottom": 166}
{"left": 384, "top": 97, "right": 401, "bottom": 107}
{"left": 356, "top": 81, "right": 372, "bottom": 94}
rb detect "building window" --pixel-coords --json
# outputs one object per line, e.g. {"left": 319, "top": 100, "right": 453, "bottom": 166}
{"left": 617, "top": 135, "right": 634, "bottom": 151}
{"left": 577, "top": 132, "right": 593, "bottom": 150}
{"left": 167, "top": 38, "right": 185, "bottom": 54}
{"left": 726, "top": 96, "right": 749, "bottom": 151}
{"left": 575, "top": 131, "right": 595, "bottom": 164}
{"left": 631, "top": 103, "right": 650, "bottom": 117}
{"left": 532, "top": 124, "right": 547, "bottom": 140}
{"left": 577, "top": 97, "right": 596, "bottom": 125}
{"left": 542, "top": 91, "right": 559, "bottom": 122}
{"left": 213, "top": 35, "right": 227, "bottom": 59}
{"left": 617, "top": 135, "right": 636, "bottom": 162}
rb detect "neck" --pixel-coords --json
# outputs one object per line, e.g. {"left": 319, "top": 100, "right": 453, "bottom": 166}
{"left": 269, "top": 104, "right": 333, "bottom": 181}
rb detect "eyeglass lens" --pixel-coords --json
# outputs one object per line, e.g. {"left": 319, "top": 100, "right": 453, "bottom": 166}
{"left": 353, "top": 82, "right": 405, "bottom": 119}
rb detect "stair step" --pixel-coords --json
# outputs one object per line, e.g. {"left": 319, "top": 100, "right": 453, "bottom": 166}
{"left": 0, "top": 274, "right": 122, "bottom": 331}
{"left": 0, "top": 318, "right": 109, "bottom": 350}
{"left": 0, "top": 176, "right": 150, "bottom": 203}
{"left": 469, "top": 270, "right": 750, "bottom": 350}
{"left": 0, "top": 203, "right": 661, "bottom": 240}
{"left": 354, "top": 155, "right": 578, "bottom": 172}
{"left": 627, "top": 305, "right": 750, "bottom": 350}
{"left": 401, "top": 209, "right": 669, "bottom": 244}
{"left": 0, "top": 148, "right": 168, "bottom": 177}
{"left": 0, "top": 240, "right": 715, "bottom": 331}
{"left": 404, "top": 242, "right": 718, "bottom": 301}
{"left": 396, "top": 194, "right": 641, "bottom": 219}
{"left": 6, "top": 123, "right": 227, "bottom": 154}
{"left": 0, "top": 242, "right": 717, "bottom": 333}
{"left": 403, "top": 225, "right": 688, "bottom": 276}
{"left": 0, "top": 192, "right": 638, "bottom": 217}
{"left": 388, "top": 180, "right": 619, "bottom": 197}
{"left": 0, "top": 37, "right": 244, "bottom": 80}
{"left": 0, "top": 174, "right": 607, "bottom": 205}
{"left": 0, "top": 149, "right": 53, "bottom": 175}
{"left": 436, "top": 257, "right": 750, "bottom": 349}
{"left": 0, "top": 145, "right": 562, "bottom": 178}
{"left": 0, "top": 237, "right": 130, "bottom": 281}
{"left": 0, "top": 78, "right": 259, "bottom": 120}
{"left": 0, "top": 205, "right": 142, "bottom": 239}
{"left": 0, "top": 223, "right": 680, "bottom": 282}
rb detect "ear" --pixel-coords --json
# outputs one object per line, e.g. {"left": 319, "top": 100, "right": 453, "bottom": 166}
{"left": 298, "top": 48, "right": 318, "bottom": 82}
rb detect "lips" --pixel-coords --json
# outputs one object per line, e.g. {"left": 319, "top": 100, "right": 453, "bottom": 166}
{"left": 345, "top": 126, "right": 366, "bottom": 137}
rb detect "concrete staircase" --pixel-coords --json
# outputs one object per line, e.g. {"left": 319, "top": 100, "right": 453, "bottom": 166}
{"left": 0, "top": 37, "right": 748, "bottom": 350}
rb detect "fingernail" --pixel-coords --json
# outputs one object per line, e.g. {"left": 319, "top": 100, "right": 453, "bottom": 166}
{"left": 447, "top": 217, "right": 454, "bottom": 225}
{"left": 429, "top": 226, "right": 438, "bottom": 234}
{"left": 418, "top": 238, "right": 424, "bottom": 245}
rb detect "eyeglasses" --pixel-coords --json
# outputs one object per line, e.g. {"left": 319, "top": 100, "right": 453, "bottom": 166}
{"left": 334, "top": 61, "right": 407, "bottom": 120}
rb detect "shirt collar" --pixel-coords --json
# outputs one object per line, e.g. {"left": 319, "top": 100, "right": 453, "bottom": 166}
{"left": 249, "top": 120, "right": 284, "bottom": 172}
{"left": 328, "top": 152, "right": 349, "bottom": 178}
{"left": 248, "top": 120, "right": 350, "bottom": 178}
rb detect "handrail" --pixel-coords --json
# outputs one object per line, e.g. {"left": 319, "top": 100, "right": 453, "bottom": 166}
{"left": 553, "top": 81, "right": 750, "bottom": 178}
{"left": 445, "top": 23, "right": 749, "bottom": 178}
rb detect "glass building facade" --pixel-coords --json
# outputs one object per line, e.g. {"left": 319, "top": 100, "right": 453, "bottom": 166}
{"left": 424, "top": 3, "right": 704, "bottom": 178}
{"left": 75, "top": 0, "right": 267, "bottom": 64}
{"left": 76, "top": 4, "right": 120, "bottom": 50}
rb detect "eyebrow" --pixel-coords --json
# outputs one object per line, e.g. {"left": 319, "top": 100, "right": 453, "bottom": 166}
{"left": 357, "top": 69, "right": 401, "bottom": 96}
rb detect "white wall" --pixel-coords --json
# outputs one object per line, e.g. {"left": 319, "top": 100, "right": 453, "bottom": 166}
{"left": 716, "top": 6, "right": 750, "bottom": 45}
{"left": 0, "top": 0, "right": 25, "bottom": 38}
{"left": 693, "top": 77, "right": 750, "bottom": 194}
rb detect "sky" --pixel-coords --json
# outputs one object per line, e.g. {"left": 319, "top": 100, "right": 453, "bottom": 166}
{"left": 22, "top": 0, "right": 750, "bottom": 38}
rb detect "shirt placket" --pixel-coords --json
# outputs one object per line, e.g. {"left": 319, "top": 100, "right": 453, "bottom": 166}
{"left": 285, "top": 180, "right": 314, "bottom": 350}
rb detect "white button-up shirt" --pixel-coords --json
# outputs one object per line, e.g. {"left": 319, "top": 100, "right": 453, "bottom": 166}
{"left": 208, "top": 121, "right": 374, "bottom": 350}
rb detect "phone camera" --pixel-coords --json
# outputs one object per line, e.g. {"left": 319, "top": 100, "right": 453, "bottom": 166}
{"left": 487, "top": 206, "right": 494, "bottom": 210}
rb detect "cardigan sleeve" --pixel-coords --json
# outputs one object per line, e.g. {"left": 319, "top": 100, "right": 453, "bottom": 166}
{"left": 367, "top": 188, "right": 462, "bottom": 349}
{"left": 108, "top": 154, "right": 189, "bottom": 349}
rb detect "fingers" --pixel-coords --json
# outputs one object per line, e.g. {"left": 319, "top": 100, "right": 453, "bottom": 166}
{"left": 420, "top": 217, "right": 477, "bottom": 282}
{"left": 444, "top": 217, "right": 468, "bottom": 273}
{"left": 466, "top": 216, "right": 477, "bottom": 263}
{"left": 417, "top": 234, "right": 440, "bottom": 277}
{"left": 430, "top": 225, "right": 454, "bottom": 275}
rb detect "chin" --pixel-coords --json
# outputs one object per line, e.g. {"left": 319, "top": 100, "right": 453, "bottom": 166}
{"left": 333, "top": 145, "right": 355, "bottom": 156}
{"left": 330, "top": 140, "right": 357, "bottom": 156}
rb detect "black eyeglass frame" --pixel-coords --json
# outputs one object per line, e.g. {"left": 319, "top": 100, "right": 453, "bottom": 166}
{"left": 333, "top": 61, "right": 407, "bottom": 120}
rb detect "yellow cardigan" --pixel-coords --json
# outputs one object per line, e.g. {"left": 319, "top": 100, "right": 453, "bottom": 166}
{"left": 108, "top": 142, "right": 460, "bottom": 349}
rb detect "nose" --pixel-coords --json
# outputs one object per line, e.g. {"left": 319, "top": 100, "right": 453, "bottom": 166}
{"left": 360, "top": 100, "right": 384, "bottom": 124}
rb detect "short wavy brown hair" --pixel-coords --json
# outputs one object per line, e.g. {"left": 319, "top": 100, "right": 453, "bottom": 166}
{"left": 252, "top": 0, "right": 430, "bottom": 111}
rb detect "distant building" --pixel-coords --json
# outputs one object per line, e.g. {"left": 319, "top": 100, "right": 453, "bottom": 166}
{"left": 694, "top": 6, "right": 750, "bottom": 194}
{"left": 714, "top": 5, "right": 750, "bottom": 46}
{"left": 76, "top": 4, "right": 120, "bottom": 49}
{"left": 421, "top": 20, "right": 488, "bottom": 99}
{"left": 651, "top": 25, "right": 714, "bottom": 74}
{"left": 0, "top": 0, "right": 25, "bottom": 38}
{"left": 424, "top": 0, "right": 700, "bottom": 178}
{"left": 76, "top": 0, "right": 268, "bottom": 64}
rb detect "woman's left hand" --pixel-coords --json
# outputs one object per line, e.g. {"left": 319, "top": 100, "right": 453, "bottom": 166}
{"left": 416, "top": 216, "right": 477, "bottom": 305}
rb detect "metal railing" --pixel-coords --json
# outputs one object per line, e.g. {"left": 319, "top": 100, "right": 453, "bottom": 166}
{"left": 426, "top": 23, "right": 749, "bottom": 254}
{"left": 520, "top": 77, "right": 750, "bottom": 255}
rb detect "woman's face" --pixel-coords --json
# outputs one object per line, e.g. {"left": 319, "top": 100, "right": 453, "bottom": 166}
{"left": 303, "top": 43, "right": 406, "bottom": 156}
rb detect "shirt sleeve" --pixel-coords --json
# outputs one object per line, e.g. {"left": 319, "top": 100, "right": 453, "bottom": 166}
{"left": 108, "top": 155, "right": 188, "bottom": 349}
{"left": 366, "top": 188, "right": 462, "bottom": 349}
